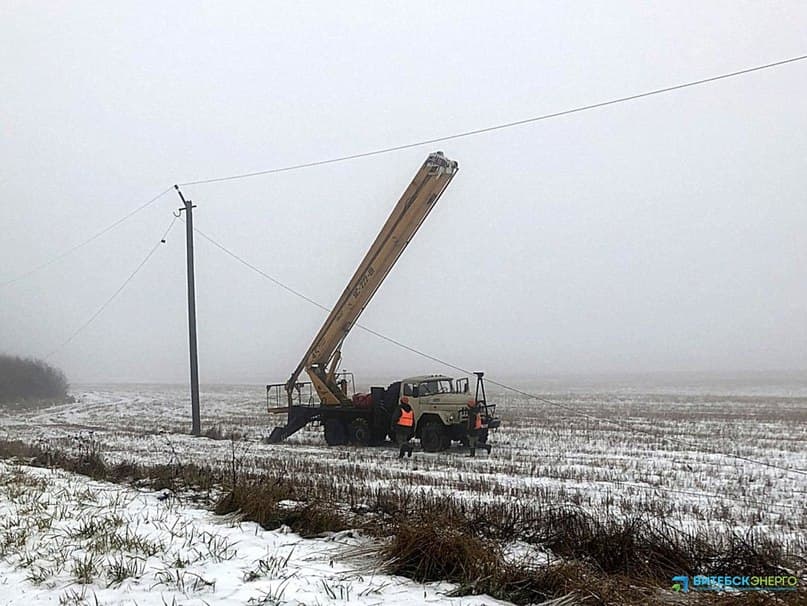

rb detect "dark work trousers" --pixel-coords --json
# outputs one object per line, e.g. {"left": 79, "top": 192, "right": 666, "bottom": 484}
{"left": 396, "top": 426, "right": 413, "bottom": 458}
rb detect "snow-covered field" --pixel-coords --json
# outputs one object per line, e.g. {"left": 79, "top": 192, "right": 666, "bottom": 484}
{"left": 0, "top": 460, "right": 509, "bottom": 605}
{"left": 1, "top": 375, "right": 805, "bottom": 604}
{"left": 3, "top": 378, "right": 804, "bottom": 530}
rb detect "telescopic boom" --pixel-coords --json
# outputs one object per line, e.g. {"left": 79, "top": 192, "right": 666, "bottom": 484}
{"left": 285, "top": 152, "right": 459, "bottom": 406}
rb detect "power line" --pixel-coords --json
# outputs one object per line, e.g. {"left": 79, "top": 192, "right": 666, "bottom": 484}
{"left": 6, "top": 54, "right": 806, "bottom": 286}
{"left": 190, "top": 225, "right": 807, "bottom": 480}
{"left": 178, "top": 54, "right": 807, "bottom": 187}
{"left": 349, "top": 329, "right": 807, "bottom": 479}
{"left": 44, "top": 216, "right": 178, "bottom": 360}
{"left": 191, "top": 225, "right": 330, "bottom": 313}
{"left": 0, "top": 187, "right": 173, "bottom": 288}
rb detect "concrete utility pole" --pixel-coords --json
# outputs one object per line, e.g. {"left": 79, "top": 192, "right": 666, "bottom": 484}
{"left": 174, "top": 185, "right": 201, "bottom": 436}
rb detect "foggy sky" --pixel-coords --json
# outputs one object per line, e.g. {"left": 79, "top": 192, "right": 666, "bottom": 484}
{"left": 2, "top": 1, "right": 806, "bottom": 384}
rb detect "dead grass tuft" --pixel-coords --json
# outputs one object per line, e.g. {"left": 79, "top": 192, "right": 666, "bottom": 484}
{"left": 382, "top": 512, "right": 498, "bottom": 583}
{"left": 2, "top": 437, "right": 804, "bottom": 605}
{"left": 214, "top": 478, "right": 349, "bottom": 538}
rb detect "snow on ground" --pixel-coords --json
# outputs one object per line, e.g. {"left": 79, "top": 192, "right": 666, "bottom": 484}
{"left": 0, "top": 461, "right": 510, "bottom": 606}
{"left": 1, "top": 379, "right": 805, "bottom": 551}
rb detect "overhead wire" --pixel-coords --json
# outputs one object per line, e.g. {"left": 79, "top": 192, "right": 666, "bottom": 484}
{"left": 193, "top": 226, "right": 807, "bottom": 513}
{"left": 189, "top": 224, "right": 807, "bottom": 481}
{"left": 191, "top": 225, "right": 330, "bottom": 313}
{"left": 44, "top": 216, "right": 178, "bottom": 360}
{"left": 177, "top": 53, "right": 807, "bottom": 187}
{"left": 0, "top": 187, "right": 174, "bottom": 288}
{"left": 2, "top": 52, "right": 804, "bottom": 487}
{"left": 6, "top": 53, "right": 807, "bottom": 287}
{"left": 172, "top": 50, "right": 807, "bottom": 496}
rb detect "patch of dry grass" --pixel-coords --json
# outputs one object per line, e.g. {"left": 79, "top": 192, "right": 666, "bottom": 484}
{"left": 1, "top": 437, "right": 804, "bottom": 605}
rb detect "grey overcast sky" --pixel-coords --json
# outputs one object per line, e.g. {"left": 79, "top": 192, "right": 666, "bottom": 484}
{"left": 1, "top": 1, "right": 806, "bottom": 384}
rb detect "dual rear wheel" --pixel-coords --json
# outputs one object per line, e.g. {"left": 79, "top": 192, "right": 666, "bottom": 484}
{"left": 324, "top": 417, "right": 372, "bottom": 446}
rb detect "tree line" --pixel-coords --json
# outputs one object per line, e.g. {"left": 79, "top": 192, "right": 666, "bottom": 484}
{"left": 0, "top": 354, "right": 68, "bottom": 402}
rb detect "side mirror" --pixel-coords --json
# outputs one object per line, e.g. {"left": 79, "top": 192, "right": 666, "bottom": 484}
{"left": 412, "top": 386, "right": 419, "bottom": 398}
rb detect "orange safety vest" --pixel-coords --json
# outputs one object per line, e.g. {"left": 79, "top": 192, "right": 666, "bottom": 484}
{"left": 474, "top": 412, "right": 483, "bottom": 430}
{"left": 398, "top": 408, "right": 414, "bottom": 427}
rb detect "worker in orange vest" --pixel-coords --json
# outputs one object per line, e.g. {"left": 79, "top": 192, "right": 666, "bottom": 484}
{"left": 467, "top": 400, "right": 492, "bottom": 457}
{"left": 395, "top": 399, "right": 415, "bottom": 458}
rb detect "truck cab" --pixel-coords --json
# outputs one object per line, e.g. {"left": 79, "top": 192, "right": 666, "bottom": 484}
{"left": 391, "top": 373, "right": 500, "bottom": 452}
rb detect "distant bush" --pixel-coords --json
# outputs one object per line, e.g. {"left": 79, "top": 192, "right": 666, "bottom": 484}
{"left": 0, "top": 354, "right": 68, "bottom": 403}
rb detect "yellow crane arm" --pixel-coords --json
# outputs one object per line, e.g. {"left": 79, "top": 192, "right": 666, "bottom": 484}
{"left": 285, "top": 152, "right": 459, "bottom": 405}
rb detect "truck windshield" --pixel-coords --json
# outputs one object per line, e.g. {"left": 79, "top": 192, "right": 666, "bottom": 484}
{"left": 418, "top": 379, "right": 454, "bottom": 395}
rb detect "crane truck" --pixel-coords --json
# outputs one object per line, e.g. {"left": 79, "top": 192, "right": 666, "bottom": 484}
{"left": 265, "top": 152, "right": 500, "bottom": 451}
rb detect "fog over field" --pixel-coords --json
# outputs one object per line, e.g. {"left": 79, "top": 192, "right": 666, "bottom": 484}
{"left": 2, "top": 2, "right": 807, "bottom": 384}
{"left": 3, "top": 6, "right": 807, "bottom": 605}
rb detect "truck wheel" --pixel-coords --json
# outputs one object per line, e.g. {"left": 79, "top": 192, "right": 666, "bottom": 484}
{"left": 420, "top": 422, "right": 446, "bottom": 453}
{"left": 348, "top": 418, "right": 371, "bottom": 446}
{"left": 324, "top": 419, "right": 347, "bottom": 446}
